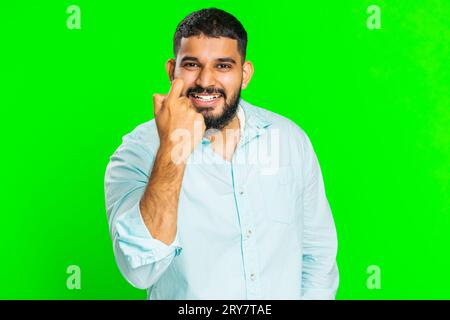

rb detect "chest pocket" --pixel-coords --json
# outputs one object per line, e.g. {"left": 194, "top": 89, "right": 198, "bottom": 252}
{"left": 255, "top": 166, "right": 302, "bottom": 224}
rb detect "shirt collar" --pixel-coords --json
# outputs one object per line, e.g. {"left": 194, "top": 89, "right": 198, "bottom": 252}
{"left": 238, "top": 98, "right": 272, "bottom": 147}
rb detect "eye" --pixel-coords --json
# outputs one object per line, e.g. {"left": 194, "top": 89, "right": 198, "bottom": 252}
{"left": 217, "top": 64, "right": 232, "bottom": 70}
{"left": 183, "top": 62, "right": 200, "bottom": 69}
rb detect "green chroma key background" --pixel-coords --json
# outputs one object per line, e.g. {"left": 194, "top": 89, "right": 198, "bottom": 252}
{"left": 0, "top": 0, "right": 448, "bottom": 299}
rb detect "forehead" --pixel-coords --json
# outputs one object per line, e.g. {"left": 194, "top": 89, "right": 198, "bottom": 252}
{"left": 177, "top": 35, "right": 240, "bottom": 62}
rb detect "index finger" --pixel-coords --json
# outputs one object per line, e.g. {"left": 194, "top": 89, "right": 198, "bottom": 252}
{"left": 166, "top": 78, "right": 185, "bottom": 102}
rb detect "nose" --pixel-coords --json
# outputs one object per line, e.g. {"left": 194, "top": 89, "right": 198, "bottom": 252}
{"left": 195, "top": 66, "right": 217, "bottom": 89}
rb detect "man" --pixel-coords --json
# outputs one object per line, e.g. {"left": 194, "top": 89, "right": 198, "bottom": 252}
{"left": 104, "top": 8, "right": 339, "bottom": 300}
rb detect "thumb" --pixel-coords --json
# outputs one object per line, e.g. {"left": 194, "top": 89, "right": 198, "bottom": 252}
{"left": 152, "top": 94, "right": 166, "bottom": 116}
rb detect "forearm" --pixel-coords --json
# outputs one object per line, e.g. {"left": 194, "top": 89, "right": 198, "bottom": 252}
{"left": 139, "top": 144, "right": 186, "bottom": 245}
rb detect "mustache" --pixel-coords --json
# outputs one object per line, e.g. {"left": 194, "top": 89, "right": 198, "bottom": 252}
{"left": 186, "top": 86, "right": 226, "bottom": 97}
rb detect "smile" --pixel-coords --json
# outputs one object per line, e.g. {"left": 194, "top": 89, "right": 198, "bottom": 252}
{"left": 189, "top": 93, "right": 224, "bottom": 108}
{"left": 189, "top": 93, "right": 222, "bottom": 101}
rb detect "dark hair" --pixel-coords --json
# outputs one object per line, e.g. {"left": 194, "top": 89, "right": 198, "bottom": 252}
{"left": 173, "top": 8, "right": 248, "bottom": 62}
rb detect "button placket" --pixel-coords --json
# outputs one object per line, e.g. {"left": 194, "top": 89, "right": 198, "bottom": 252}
{"left": 231, "top": 161, "right": 261, "bottom": 299}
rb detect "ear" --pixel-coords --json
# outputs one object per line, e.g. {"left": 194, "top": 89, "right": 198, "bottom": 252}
{"left": 166, "top": 58, "right": 176, "bottom": 83}
{"left": 241, "top": 61, "right": 254, "bottom": 90}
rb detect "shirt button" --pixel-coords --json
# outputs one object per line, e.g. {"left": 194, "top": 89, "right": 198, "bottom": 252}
{"left": 250, "top": 273, "right": 256, "bottom": 281}
{"left": 239, "top": 190, "right": 244, "bottom": 195}
{"left": 246, "top": 229, "right": 252, "bottom": 238}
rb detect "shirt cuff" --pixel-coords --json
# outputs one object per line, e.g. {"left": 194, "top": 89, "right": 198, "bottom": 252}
{"left": 115, "top": 201, "right": 182, "bottom": 269}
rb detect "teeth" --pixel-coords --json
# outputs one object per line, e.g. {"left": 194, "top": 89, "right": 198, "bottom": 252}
{"left": 192, "top": 94, "right": 221, "bottom": 101}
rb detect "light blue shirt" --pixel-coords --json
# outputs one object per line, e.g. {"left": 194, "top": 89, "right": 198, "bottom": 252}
{"left": 104, "top": 99, "right": 339, "bottom": 300}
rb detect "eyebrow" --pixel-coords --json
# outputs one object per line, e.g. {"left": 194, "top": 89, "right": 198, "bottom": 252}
{"left": 180, "top": 56, "right": 199, "bottom": 63}
{"left": 216, "top": 57, "right": 237, "bottom": 64}
{"left": 180, "top": 56, "right": 237, "bottom": 64}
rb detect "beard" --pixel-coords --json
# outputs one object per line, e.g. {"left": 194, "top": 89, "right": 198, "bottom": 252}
{"left": 187, "top": 85, "right": 241, "bottom": 130}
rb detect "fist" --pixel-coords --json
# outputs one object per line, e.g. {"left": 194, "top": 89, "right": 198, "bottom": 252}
{"left": 153, "top": 79, "right": 206, "bottom": 164}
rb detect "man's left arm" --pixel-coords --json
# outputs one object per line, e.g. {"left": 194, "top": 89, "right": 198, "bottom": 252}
{"left": 300, "top": 132, "right": 339, "bottom": 300}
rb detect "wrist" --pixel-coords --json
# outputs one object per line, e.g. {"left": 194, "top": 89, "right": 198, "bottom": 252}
{"left": 157, "top": 143, "right": 188, "bottom": 168}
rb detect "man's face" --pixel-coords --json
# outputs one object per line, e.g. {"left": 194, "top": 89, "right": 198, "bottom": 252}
{"left": 167, "top": 35, "right": 252, "bottom": 130}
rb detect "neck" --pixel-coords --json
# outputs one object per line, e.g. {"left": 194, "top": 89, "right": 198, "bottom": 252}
{"left": 209, "top": 114, "right": 241, "bottom": 161}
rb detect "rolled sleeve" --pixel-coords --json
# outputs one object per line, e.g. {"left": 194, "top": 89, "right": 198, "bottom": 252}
{"left": 115, "top": 201, "right": 183, "bottom": 269}
{"left": 105, "top": 133, "right": 182, "bottom": 289}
